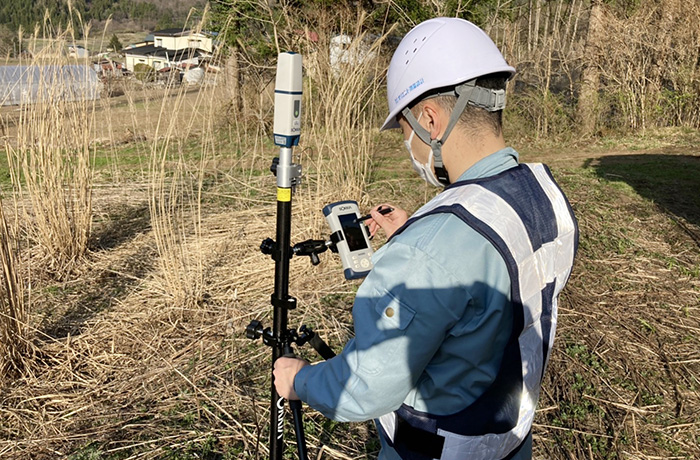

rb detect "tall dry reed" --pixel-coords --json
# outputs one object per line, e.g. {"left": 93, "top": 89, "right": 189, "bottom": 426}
{"left": 596, "top": 0, "right": 700, "bottom": 131}
{"left": 146, "top": 6, "right": 227, "bottom": 310}
{"left": 481, "top": 0, "right": 700, "bottom": 137}
{"left": 483, "top": 0, "right": 586, "bottom": 138}
{"left": 0, "top": 196, "right": 31, "bottom": 380}
{"left": 221, "top": 5, "right": 393, "bottom": 238}
{"left": 302, "top": 10, "right": 391, "bottom": 197}
{"left": 4, "top": 20, "right": 96, "bottom": 278}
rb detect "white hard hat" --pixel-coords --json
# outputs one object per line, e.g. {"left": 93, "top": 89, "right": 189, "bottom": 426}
{"left": 381, "top": 17, "right": 515, "bottom": 130}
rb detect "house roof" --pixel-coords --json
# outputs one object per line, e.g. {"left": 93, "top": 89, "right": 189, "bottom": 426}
{"left": 152, "top": 28, "right": 191, "bottom": 37}
{"left": 152, "top": 29, "right": 217, "bottom": 39}
{"left": 123, "top": 45, "right": 202, "bottom": 62}
{"left": 169, "top": 48, "right": 202, "bottom": 61}
{"left": 123, "top": 44, "right": 160, "bottom": 56}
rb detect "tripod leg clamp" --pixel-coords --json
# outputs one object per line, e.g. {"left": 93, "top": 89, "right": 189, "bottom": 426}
{"left": 271, "top": 294, "right": 297, "bottom": 310}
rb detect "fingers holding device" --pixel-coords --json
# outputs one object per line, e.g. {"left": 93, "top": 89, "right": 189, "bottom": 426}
{"left": 364, "top": 204, "right": 408, "bottom": 239}
{"left": 355, "top": 205, "right": 394, "bottom": 223}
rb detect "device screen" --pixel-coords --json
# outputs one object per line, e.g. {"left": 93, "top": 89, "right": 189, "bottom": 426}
{"left": 338, "top": 213, "right": 368, "bottom": 251}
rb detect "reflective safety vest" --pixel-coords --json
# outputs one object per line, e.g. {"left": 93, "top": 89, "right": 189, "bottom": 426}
{"left": 378, "top": 163, "right": 578, "bottom": 460}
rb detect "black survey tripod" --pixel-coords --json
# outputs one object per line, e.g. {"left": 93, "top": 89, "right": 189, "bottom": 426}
{"left": 245, "top": 52, "right": 336, "bottom": 460}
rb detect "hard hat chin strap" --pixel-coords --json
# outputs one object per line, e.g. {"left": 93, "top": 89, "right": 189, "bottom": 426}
{"left": 401, "top": 79, "right": 507, "bottom": 186}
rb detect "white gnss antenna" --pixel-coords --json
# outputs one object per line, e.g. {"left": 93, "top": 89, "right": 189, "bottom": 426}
{"left": 273, "top": 52, "right": 302, "bottom": 148}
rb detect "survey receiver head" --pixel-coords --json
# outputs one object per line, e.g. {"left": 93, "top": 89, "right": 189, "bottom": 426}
{"left": 273, "top": 52, "right": 302, "bottom": 147}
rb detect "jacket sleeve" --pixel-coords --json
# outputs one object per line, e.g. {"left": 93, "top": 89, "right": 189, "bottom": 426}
{"left": 293, "top": 240, "right": 472, "bottom": 422}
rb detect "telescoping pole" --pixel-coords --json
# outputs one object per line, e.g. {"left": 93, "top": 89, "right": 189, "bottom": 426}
{"left": 270, "top": 52, "right": 303, "bottom": 460}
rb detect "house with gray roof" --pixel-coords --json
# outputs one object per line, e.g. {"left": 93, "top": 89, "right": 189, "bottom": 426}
{"left": 122, "top": 29, "right": 215, "bottom": 73}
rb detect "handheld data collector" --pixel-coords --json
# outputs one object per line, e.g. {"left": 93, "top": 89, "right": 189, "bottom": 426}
{"left": 323, "top": 200, "right": 374, "bottom": 279}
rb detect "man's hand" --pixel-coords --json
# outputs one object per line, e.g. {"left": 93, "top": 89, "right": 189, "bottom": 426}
{"left": 273, "top": 357, "right": 309, "bottom": 400}
{"left": 365, "top": 204, "right": 408, "bottom": 239}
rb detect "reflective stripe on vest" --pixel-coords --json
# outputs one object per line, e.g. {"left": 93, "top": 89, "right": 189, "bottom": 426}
{"left": 379, "top": 163, "right": 578, "bottom": 460}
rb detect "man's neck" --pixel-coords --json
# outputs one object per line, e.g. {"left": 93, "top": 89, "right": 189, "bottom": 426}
{"left": 442, "top": 129, "right": 507, "bottom": 180}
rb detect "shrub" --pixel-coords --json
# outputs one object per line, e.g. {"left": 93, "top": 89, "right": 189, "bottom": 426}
{"left": 134, "top": 63, "right": 155, "bottom": 82}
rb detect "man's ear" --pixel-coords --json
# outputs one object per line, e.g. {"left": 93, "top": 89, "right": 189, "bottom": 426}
{"left": 420, "top": 100, "right": 444, "bottom": 140}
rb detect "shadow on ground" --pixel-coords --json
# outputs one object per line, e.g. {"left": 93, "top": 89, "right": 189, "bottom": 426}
{"left": 587, "top": 153, "right": 700, "bottom": 245}
{"left": 90, "top": 203, "right": 151, "bottom": 251}
{"left": 40, "top": 204, "right": 155, "bottom": 339}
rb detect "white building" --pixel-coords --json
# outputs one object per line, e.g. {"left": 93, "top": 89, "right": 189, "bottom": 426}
{"left": 124, "top": 45, "right": 201, "bottom": 73}
{"left": 123, "top": 29, "right": 216, "bottom": 73}
{"left": 0, "top": 65, "right": 101, "bottom": 106}
{"left": 151, "top": 28, "right": 215, "bottom": 53}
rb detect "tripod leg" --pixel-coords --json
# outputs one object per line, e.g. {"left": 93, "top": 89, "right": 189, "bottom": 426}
{"left": 290, "top": 399, "right": 308, "bottom": 460}
{"left": 308, "top": 331, "right": 336, "bottom": 360}
{"left": 282, "top": 343, "right": 309, "bottom": 460}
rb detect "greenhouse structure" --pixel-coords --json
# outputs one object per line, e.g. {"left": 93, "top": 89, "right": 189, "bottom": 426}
{"left": 0, "top": 65, "right": 101, "bottom": 106}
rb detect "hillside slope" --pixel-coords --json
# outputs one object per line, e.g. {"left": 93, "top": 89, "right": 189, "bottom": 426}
{"left": 0, "top": 0, "right": 206, "bottom": 33}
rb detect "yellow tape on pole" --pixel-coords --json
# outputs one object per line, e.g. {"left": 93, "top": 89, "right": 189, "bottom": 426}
{"left": 277, "top": 187, "right": 292, "bottom": 202}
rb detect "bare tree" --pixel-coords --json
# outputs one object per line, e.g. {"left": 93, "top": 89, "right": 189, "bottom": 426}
{"left": 577, "top": 0, "right": 604, "bottom": 135}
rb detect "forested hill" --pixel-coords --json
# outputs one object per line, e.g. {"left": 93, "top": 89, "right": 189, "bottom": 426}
{"left": 0, "top": 0, "right": 207, "bottom": 33}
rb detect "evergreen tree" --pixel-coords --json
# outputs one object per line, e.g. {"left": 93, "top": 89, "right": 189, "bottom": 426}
{"left": 109, "top": 33, "right": 123, "bottom": 52}
{"left": 0, "top": 24, "right": 20, "bottom": 57}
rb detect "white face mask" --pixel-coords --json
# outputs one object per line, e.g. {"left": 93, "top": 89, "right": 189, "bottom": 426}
{"left": 403, "top": 114, "right": 444, "bottom": 187}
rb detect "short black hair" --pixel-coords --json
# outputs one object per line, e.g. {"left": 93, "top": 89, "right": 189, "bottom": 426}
{"left": 413, "top": 73, "right": 509, "bottom": 137}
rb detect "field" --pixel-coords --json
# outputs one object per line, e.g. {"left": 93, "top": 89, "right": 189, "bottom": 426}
{"left": 1, "top": 49, "right": 700, "bottom": 460}
{"left": 522, "top": 135, "right": 700, "bottom": 459}
{"left": 0, "top": 80, "right": 698, "bottom": 459}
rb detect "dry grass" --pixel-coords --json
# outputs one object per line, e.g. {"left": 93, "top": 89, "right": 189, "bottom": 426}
{"left": 596, "top": 0, "right": 700, "bottom": 130}
{"left": 0, "top": 7, "right": 393, "bottom": 457}
{"left": 0, "top": 2, "right": 699, "bottom": 459}
{"left": 0, "top": 194, "right": 33, "bottom": 379}
{"left": 0, "top": 198, "right": 362, "bottom": 458}
{"left": 486, "top": 0, "right": 700, "bottom": 138}
{"left": 3, "top": 28, "right": 97, "bottom": 278}
{"left": 512, "top": 149, "right": 700, "bottom": 459}
{"left": 1, "top": 136, "right": 698, "bottom": 459}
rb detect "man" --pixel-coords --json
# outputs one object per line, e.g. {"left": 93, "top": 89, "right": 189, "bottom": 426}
{"left": 274, "top": 17, "right": 578, "bottom": 460}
